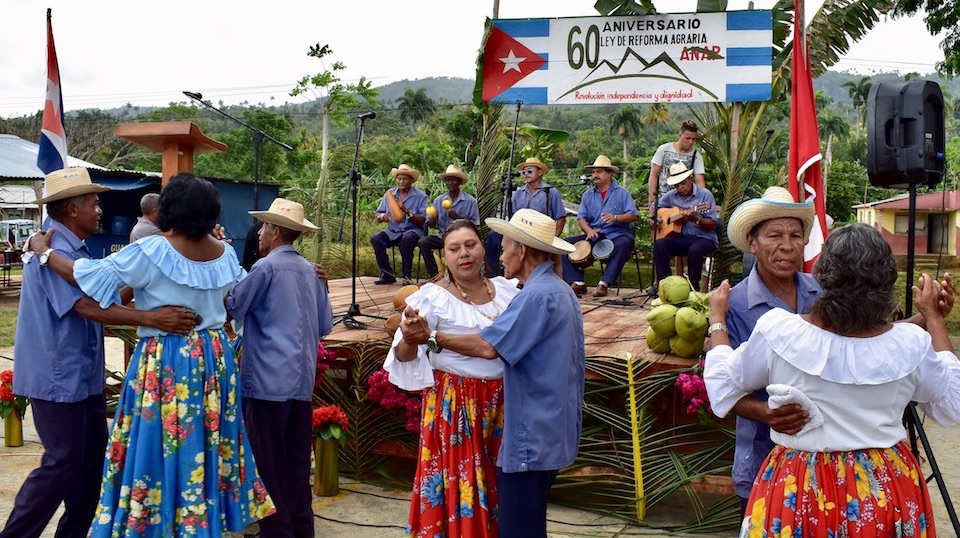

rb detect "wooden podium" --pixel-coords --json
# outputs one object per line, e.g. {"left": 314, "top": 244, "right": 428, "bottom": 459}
{"left": 115, "top": 122, "right": 227, "bottom": 185}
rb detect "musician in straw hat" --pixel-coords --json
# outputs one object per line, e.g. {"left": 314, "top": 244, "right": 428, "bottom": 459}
{"left": 371, "top": 163, "right": 428, "bottom": 285}
{"left": 400, "top": 208, "right": 585, "bottom": 538}
{"left": 4, "top": 167, "right": 197, "bottom": 538}
{"left": 418, "top": 164, "right": 480, "bottom": 279}
{"left": 227, "top": 197, "right": 333, "bottom": 537}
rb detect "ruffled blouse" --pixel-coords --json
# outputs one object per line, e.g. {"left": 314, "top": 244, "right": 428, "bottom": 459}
{"left": 705, "top": 308, "right": 960, "bottom": 452}
{"left": 384, "top": 277, "right": 520, "bottom": 391}
{"left": 74, "top": 235, "right": 245, "bottom": 337}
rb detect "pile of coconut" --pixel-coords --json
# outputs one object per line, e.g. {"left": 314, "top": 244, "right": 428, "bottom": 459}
{"left": 646, "top": 276, "right": 711, "bottom": 358}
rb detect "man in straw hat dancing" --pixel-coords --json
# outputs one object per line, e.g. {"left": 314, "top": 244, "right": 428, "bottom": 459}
{"left": 401, "top": 208, "right": 585, "bottom": 538}
{"left": 2, "top": 167, "right": 197, "bottom": 538}
{"left": 651, "top": 161, "right": 719, "bottom": 291}
{"left": 562, "top": 155, "right": 638, "bottom": 297}
{"left": 717, "top": 185, "right": 954, "bottom": 517}
{"left": 371, "top": 163, "right": 428, "bottom": 285}
{"left": 226, "top": 198, "right": 333, "bottom": 538}
{"left": 486, "top": 157, "right": 567, "bottom": 277}
{"left": 419, "top": 164, "right": 480, "bottom": 279}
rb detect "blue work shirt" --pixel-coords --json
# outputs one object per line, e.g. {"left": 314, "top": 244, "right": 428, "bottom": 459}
{"left": 430, "top": 191, "right": 480, "bottom": 237}
{"left": 480, "top": 261, "right": 585, "bottom": 473}
{"left": 226, "top": 244, "right": 334, "bottom": 402}
{"left": 724, "top": 264, "right": 821, "bottom": 499}
{"left": 375, "top": 186, "right": 428, "bottom": 240}
{"left": 513, "top": 181, "right": 567, "bottom": 221}
{"left": 577, "top": 181, "right": 638, "bottom": 241}
{"left": 13, "top": 219, "right": 105, "bottom": 402}
{"left": 659, "top": 184, "right": 720, "bottom": 247}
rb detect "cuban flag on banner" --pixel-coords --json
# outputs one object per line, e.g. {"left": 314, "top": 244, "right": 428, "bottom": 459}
{"left": 477, "top": 19, "right": 550, "bottom": 105}
{"left": 38, "top": 8, "right": 67, "bottom": 174}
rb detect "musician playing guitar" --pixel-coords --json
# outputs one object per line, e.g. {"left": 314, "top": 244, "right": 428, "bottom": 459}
{"left": 371, "top": 164, "right": 428, "bottom": 285}
{"left": 651, "top": 162, "right": 719, "bottom": 292}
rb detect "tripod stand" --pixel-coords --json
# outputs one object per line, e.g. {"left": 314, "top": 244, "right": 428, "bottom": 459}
{"left": 343, "top": 113, "right": 381, "bottom": 330}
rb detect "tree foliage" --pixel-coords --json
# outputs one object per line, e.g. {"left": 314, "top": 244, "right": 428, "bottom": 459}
{"left": 894, "top": 0, "right": 960, "bottom": 76}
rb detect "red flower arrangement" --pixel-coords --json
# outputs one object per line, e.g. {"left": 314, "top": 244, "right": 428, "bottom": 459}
{"left": 675, "top": 361, "right": 712, "bottom": 424}
{"left": 367, "top": 369, "right": 422, "bottom": 433}
{"left": 315, "top": 342, "right": 340, "bottom": 389}
{"left": 312, "top": 405, "right": 349, "bottom": 446}
{"left": 0, "top": 369, "right": 29, "bottom": 421}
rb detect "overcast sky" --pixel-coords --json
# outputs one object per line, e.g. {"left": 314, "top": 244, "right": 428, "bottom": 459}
{"left": 0, "top": 0, "right": 945, "bottom": 117}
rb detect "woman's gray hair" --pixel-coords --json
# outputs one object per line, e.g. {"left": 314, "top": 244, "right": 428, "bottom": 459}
{"left": 810, "top": 222, "right": 898, "bottom": 334}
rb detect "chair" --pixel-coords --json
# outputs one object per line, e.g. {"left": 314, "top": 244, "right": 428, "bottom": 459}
{"left": 389, "top": 246, "right": 424, "bottom": 283}
{"left": 598, "top": 244, "right": 644, "bottom": 295}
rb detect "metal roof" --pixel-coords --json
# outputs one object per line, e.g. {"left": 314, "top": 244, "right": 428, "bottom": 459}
{"left": 0, "top": 134, "right": 105, "bottom": 180}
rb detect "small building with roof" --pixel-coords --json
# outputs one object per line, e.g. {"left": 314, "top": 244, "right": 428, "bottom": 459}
{"left": 854, "top": 190, "right": 960, "bottom": 259}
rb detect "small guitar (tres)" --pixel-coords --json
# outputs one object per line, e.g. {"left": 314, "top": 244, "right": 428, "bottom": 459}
{"left": 655, "top": 202, "right": 711, "bottom": 239}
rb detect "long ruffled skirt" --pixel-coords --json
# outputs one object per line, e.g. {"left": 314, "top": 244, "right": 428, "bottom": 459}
{"left": 741, "top": 441, "right": 937, "bottom": 538}
{"left": 406, "top": 371, "right": 504, "bottom": 538}
{"left": 91, "top": 330, "right": 275, "bottom": 537}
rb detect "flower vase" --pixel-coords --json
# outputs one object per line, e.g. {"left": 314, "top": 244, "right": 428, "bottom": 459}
{"left": 313, "top": 437, "right": 339, "bottom": 496}
{"left": 4, "top": 409, "right": 23, "bottom": 447}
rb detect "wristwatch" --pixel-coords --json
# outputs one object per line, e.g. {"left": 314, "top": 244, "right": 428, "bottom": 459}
{"left": 708, "top": 322, "right": 728, "bottom": 336}
{"left": 427, "top": 330, "right": 443, "bottom": 354}
{"left": 39, "top": 248, "right": 55, "bottom": 267}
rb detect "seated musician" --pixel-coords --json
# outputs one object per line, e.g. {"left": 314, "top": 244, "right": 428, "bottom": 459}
{"left": 371, "top": 163, "right": 427, "bottom": 285}
{"left": 561, "top": 155, "right": 638, "bottom": 297}
{"left": 419, "top": 164, "right": 480, "bottom": 279}
{"left": 485, "top": 157, "right": 566, "bottom": 277}
{"left": 651, "top": 162, "right": 718, "bottom": 290}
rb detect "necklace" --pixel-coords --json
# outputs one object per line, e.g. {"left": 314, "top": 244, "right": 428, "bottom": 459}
{"left": 451, "top": 278, "right": 501, "bottom": 321}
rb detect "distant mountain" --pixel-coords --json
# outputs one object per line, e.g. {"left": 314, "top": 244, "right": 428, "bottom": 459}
{"left": 374, "top": 77, "right": 475, "bottom": 105}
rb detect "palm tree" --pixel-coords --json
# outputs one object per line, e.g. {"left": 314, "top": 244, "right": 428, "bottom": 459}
{"left": 397, "top": 88, "right": 436, "bottom": 130}
{"left": 609, "top": 105, "right": 643, "bottom": 160}
{"left": 841, "top": 76, "right": 872, "bottom": 135}
{"left": 641, "top": 102, "right": 671, "bottom": 127}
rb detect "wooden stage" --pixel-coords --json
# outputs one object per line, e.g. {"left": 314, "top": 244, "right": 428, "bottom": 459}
{"left": 326, "top": 276, "right": 682, "bottom": 364}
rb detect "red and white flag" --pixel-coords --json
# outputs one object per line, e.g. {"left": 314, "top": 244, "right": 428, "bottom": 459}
{"left": 787, "top": 0, "right": 828, "bottom": 273}
{"left": 37, "top": 8, "right": 67, "bottom": 174}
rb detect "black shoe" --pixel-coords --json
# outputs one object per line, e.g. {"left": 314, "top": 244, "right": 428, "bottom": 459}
{"left": 374, "top": 276, "right": 396, "bottom": 285}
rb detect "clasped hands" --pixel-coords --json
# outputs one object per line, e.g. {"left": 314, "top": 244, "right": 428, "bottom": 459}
{"left": 399, "top": 305, "right": 430, "bottom": 345}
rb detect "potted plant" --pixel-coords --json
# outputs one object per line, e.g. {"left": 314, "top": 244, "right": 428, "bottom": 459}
{"left": 0, "top": 369, "right": 29, "bottom": 447}
{"left": 312, "top": 404, "right": 348, "bottom": 496}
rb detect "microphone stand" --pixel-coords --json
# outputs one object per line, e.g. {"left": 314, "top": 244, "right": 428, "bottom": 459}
{"left": 183, "top": 91, "right": 293, "bottom": 210}
{"left": 344, "top": 114, "right": 376, "bottom": 328}
{"left": 492, "top": 100, "right": 523, "bottom": 272}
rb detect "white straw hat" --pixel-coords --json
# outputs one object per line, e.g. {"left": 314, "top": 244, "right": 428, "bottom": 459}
{"left": 666, "top": 162, "right": 694, "bottom": 185}
{"left": 584, "top": 155, "right": 619, "bottom": 173}
{"left": 438, "top": 164, "right": 468, "bottom": 185}
{"left": 35, "top": 167, "right": 111, "bottom": 205}
{"left": 485, "top": 208, "right": 575, "bottom": 255}
{"left": 516, "top": 157, "right": 549, "bottom": 174}
{"left": 390, "top": 164, "right": 420, "bottom": 182}
{"left": 727, "top": 186, "right": 815, "bottom": 252}
{"left": 249, "top": 198, "right": 318, "bottom": 232}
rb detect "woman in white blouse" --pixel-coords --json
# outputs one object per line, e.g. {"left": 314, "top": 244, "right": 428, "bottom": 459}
{"left": 385, "top": 219, "right": 520, "bottom": 538}
{"left": 705, "top": 223, "right": 960, "bottom": 537}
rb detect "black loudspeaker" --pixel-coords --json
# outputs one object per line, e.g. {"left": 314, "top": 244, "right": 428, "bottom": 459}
{"left": 867, "top": 80, "right": 946, "bottom": 188}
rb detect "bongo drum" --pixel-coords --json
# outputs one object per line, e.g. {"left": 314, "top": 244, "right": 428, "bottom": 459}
{"left": 592, "top": 239, "right": 614, "bottom": 263}
{"left": 569, "top": 240, "right": 594, "bottom": 268}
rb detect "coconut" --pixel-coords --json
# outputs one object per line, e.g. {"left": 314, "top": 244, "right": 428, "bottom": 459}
{"left": 649, "top": 297, "right": 663, "bottom": 307}
{"left": 393, "top": 284, "right": 420, "bottom": 311}
{"left": 647, "top": 304, "right": 678, "bottom": 338}
{"left": 670, "top": 334, "right": 705, "bottom": 358}
{"left": 674, "top": 307, "right": 709, "bottom": 341}
{"left": 658, "top": 275, "right": 691, "bottom": 304}
{"left": 646, "top": 327, "right": 671, "bottom": 353}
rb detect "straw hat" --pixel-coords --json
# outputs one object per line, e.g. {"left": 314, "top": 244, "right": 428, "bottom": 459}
{"left": 249, "top": 197, "right": 318, "bottom": 232}
{"left": 584, "top": 155, "right": 619, "bottom": 173}
{"left": 666, "top": 162, "right": 694, "bottom": 186}
{"left": 727, "top": 186, "right": 815, "bottom": 253}
{"left": 516, "top": 157, "right": 549, "bottom": 174}
{"left": 485, "top": 208, "right": 575, "bottom": 255}
{"left": 390, "top": 164, "right": 420, "bottom": 182}
{"left": 438, "top": 164, "right": 468, "bottom": 185}
{"left": 35, "top": 167, "right": 111, "bottom": 205}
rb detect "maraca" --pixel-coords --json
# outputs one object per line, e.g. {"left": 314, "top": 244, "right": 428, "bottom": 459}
{"left": 442, "top": 199, "right": 453, "bottom": 209}
{"left": 426, "top": 206, "right": 437, "bottom": 217}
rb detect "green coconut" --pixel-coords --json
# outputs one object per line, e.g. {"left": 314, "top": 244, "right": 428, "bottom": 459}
{"left": 649, "top": 297, "right": 663, "bottom": 307}
{"left": 646, "top": 327, "right": 671, "bottom": 353}
{"left": 647, "top": 304, "right": 678, "bottom": 338}
{"left": 670, "top": 334, "right": 705, "bottom": 358}
{"left": 675, "top": 307, "right": 709, "bottom": 341}
{"left": 658, "top": 275, "right": 691, "bottom": 304}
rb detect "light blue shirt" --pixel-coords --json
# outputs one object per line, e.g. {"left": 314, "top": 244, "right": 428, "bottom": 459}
{"left": 724, "top": 264, "right": 821, "bottom": 498}
{"left": 480, "top": 261, "right": 585, "bottom": 473}
{"left": 431, "top": 191, "right": 480, "bottom": 237}
{"left": 14, "top": 219, "right": 104, "bottom": 402}
{"left": 226, "top": 244, "right": 333, "bottom": 402}
{"left": 375, "top": 186, "right": 428, "bottom": 240}
{"left": 659, "top": 184, "right": 720, "bottom": 247}
{"left": 577, "top": 181, "right": 638, "bottom": 241}
{"left": 513, "top": 181, "right": 566, "bottom": 221}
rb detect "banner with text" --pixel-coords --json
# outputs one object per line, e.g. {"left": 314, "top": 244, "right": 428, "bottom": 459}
{"left": 477, "top": 11, "right": 772, "bottom": 106}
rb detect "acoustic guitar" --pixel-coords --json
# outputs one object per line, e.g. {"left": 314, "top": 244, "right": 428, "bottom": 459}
{"left": 655, "top": 202, "right": 711, "bottom": 240}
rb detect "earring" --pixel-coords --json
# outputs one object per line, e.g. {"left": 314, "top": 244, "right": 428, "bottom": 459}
{"left": 444, "top": 267, "right": 451, "bottom": 286}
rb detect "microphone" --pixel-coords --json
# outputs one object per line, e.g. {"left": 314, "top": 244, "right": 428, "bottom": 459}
{"left": 580, "top": 174, "right": 592, "bottom": 183}
{"left": 358, "top": 111, "right": 376, "bottom": 121}
{"left": 183, "top": 91, "right": 203, "bottom": 101}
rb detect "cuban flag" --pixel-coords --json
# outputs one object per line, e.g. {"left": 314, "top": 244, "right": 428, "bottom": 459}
{"left": 37, "top": 8, "right": 67, "bottom": 174}
{"left": 476, "top": 19, "right": 549, "bottom": 105}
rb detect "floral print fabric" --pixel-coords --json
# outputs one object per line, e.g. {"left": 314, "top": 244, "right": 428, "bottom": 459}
{"left": 741, "top": 441, "right": 936, "bottom": 538}
{"left": 92, "top": 330, "right": 275, "bottom": 537}
{"left": 406, "top": 370, "right": 503, "bottom": 538}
